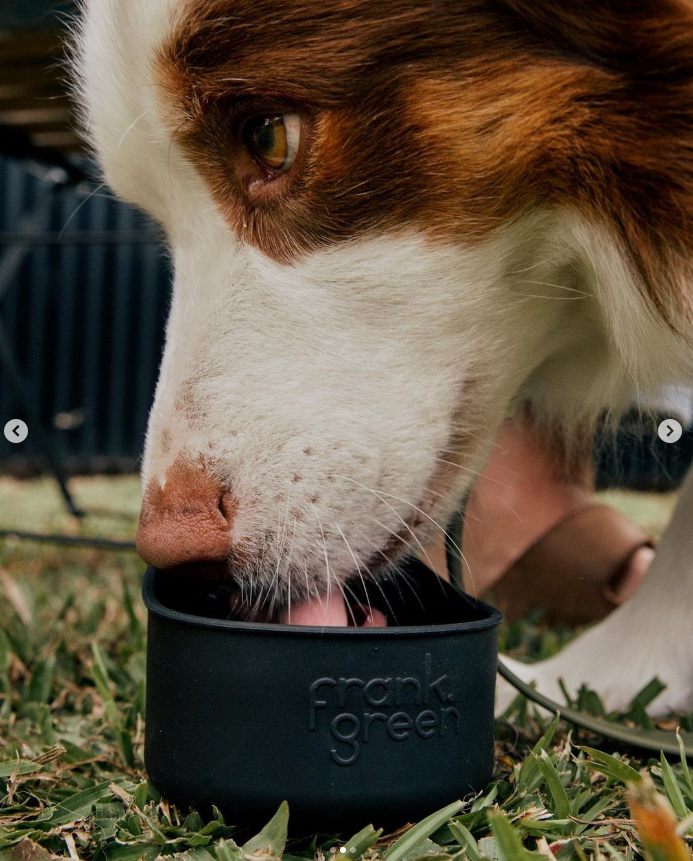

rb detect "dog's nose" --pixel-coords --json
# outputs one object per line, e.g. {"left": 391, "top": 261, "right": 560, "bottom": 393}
{"left": 136, "top": 460, "right": 234, "bottom": 569}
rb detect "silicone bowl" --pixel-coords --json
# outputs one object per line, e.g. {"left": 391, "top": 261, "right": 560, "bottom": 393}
{"left": 142, "top": 559, "right": 502, "bottom": 833}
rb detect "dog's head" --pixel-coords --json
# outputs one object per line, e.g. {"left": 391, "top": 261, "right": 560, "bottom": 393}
{"left": 76, "top": 0, "right": 693, "bottom": 604}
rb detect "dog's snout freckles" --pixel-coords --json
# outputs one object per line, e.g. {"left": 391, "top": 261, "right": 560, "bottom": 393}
{"left": 132, "top": 234, "right": 491, "bottom": 589}
{"left": 136, "top": 457, "right": 236, "bottom": 569}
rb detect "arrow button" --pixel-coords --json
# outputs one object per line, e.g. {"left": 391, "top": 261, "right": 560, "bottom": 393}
{"left": 658, "top": 418, "right": 683, "bottom": 444}
{"left": 3, "top": 419, "right": 28, "bottom": 444}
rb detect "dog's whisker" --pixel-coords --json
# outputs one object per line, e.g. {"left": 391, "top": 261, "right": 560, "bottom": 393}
{"left": 384, "top": 564, "right": 426, "bottom": 613}
{"left": 333, "top": 521, "right": 375, "bottom": 623}
{"left": 116, "top": 109, "right": 151, "bottom": 154}
{"left": 327, "top": 471, "right": 476, "bottom": 594}
{"left": 267, "top": 483, "right": 293, "bottom": 608}
{"left": 367, "top": 514, "right": 427, "bottom": 564}
{"left": 310, "top": 502, "right": 334, "bottom": 607}
{"left": 516, "top": 293, "right": 586, "bottom": 303}
{"left": 363, "top": 484, "right": 477, "bottom": 600}
{"left": 59, "top": 181, "right": 107, "bottom": 238}
{"left": 364, "top": 488, "right": 437, "bottom": 570}
{"left": 516, "top": 278, "right": 590, "bottom": 297}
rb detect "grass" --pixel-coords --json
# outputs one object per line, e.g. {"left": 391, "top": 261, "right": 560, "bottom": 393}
{"left": 0, "top": 476, "right": 692, "bottom": 861}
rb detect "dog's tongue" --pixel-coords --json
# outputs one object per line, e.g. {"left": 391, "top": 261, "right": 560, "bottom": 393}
{"left": 278, "top": 591, "right": 387, "bottom": 627}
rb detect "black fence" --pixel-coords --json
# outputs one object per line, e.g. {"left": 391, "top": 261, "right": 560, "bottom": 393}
{"left": 0, "top": 1, "right": 70, "bottom": 29}
{"left": 0, "top": 154, "right": 170, "bottom": 474}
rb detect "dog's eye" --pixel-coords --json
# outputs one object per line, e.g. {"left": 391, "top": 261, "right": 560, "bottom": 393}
{"left": 242, "top": 113, "right": 301, "bottom": 174}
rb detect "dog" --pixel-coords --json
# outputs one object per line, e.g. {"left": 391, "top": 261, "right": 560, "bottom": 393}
{"left": 75, "top": 0, "right": 693, "bottom": 715}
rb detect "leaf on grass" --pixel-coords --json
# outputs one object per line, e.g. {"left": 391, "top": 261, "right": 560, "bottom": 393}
{"left": 26, "top": 657, "right": 55, "bottom": 705}
{"left": 91, "top": 643, "right": 117, "bottom": 724}
{"left": 0, "top": 629, "right": 12, "bottom": 720}
{"left": 515, "top": 818, "right": 572, "bottom": 835}
{"left": 476, "top": 836, "right": 499, "bottom": 860}
{"left": 93, "top": 801, "right": 123, "bottom": 842}
{"left": 518, "top": 713, "right": 560, "bottom": 791}
{"left": 184, "top": 812, "right": 206, "bottom": 833}
{"left": 404, "top": 852, "right": 456, "bottom": 861}
{"left": 341, "top": 824, "right": 383, "bottom": 860}
{"left": 628, "top": 679, "right": 667, "bottom": 714}
{"left": 572, "top": 795, "right": 616, "bottom": 835}
{"left": 531, "top": 750, "right": 571, "bottom": 821}
{"left": 122, "top": 581, "right": 144, "bottom": 652}
{"left": 133, "top": 783, "right": 149, "bottom": 811}
{"left": 677, "top": 730, "right": 693, "bottom": 803}
{"left": 0, "top": 838, "right": 52, "bottom": 861}
{"left": 118, "top": 728, "right": 135, "bottom": 769}
{"left": 37, "top": 778, "right": 133, "bottom": 827}
{"left": 0, "top": 760, "right": 43, "bottom": 779}
{"left": 660, "top": 754, "right": 688, "bottom": 820}
{"left": 487, "top": 811, "right": 546, "bottom": 861}
{"left": 175, "top": 850, "right": 217, "bottom": 861}
{"left": 384, "top": 800, "right": 464, "bottom": 861}
{"left": 448, "top": 820, "right": 482, "bottom": 861}
{"left": 0, "top": 570, "right": 33, "bottom": 626}
{"left": 103, "top": 843, "right": 161, "bottom": 861}
{"left": 629, "top": 773, "right": 691, "bottom": 861}
{"left": 216, "top": 838, "right": 243, "bottom": 861}
{"left": 576, "top": 686, "right": 606, "bottom": 719}
{"left": 394, "top": 838, "right": 445, "bottom": 861}
{"left": 470, "top": 785, "right": 498, "bottom": 813}
{"left": 242, "top": 801, "right": 289, "bottom": 860}
{"left": 579, "top": 747, "right": 642, "bottom": 786}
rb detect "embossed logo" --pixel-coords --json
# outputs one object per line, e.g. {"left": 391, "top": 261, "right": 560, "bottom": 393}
{"left": 308, "top": 653, "right": 461, "bottom": 765}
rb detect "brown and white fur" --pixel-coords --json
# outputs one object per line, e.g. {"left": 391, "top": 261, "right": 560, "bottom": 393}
{"left": 75, "top": 0, "right": 693, "bottom": 714}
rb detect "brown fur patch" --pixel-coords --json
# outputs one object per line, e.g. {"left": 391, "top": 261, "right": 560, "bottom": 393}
{"left": 156, "top": 0, "right": 693, "bottom": 322}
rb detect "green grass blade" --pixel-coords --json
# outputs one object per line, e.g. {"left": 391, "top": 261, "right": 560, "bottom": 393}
{"left": 487, "top": 810, "right": 543, "bottom": 861}
{"left": 242, "top": 801, "right": 289, "bottom": 860}
{"left": 103, "top": 845, "right": 160, "bottom": 861}
{"left": 122, "top": 581, "right": 144, "bottom": 653}
{"left": 0, "top": 629, "right": 12, "bottom": 720}
{"left": 384, "top": 800, "right": 464, "bottom": 861}
{"left": 677, "top": 730, "right": 693, "bottom": 802}
{"left": 531, "top": 750, "right": 571, "bottom": 821}
{"left": 216, "top": 839, "right": 243, "bottom": 861}
{"left": 579, "top": 748, "right": 643, "bottom": 786}
{"left": 660, "top": 754, "right": 688, "bottom": 819}
{"left": 628, "top": 679, "right": 667, "bottom": 713}
{"left": 470, "top": 785, "right": 497, "bottom": 812}
{"left": 91, "top": 643, "right": 118, "bottom": 724}
{"left": 37, "top": 778, "right": 132, "bottom": 827}
{"left": 448, "top": 820, "right": 482, "bottom": 861}
{"left": 177, "top": 850, "right": 217, "bottom": 861}
{"left": 342, "top": 825, "right": 383, "bottom": 860}
{"left": 26, "top": 656, "right": 55, "bottom": 705}
{"left": 0, "top": 757, "right": 46, "bottom": 778}
{"left": 518, "top": 713, "right": 560, "bottom": 791}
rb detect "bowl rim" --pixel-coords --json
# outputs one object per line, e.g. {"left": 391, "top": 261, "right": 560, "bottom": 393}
{"left": 142, "top": 567, "right": 504, "bottom": 638}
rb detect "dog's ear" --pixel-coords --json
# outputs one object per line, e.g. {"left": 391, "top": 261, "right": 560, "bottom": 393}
{"left": 500, "top": 0, "right": 693, "bottom": 72}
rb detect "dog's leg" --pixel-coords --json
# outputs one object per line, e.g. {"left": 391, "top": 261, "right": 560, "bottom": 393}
{"left": 496, "top": 465, "right": 693, "bottom": 716}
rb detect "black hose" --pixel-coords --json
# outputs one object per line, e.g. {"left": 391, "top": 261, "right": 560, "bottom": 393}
{"left": 0, "top": 528, "right": 136, "bottom": 551}
{"left": 444, "top": 508, "right": 693, "bottom": 759}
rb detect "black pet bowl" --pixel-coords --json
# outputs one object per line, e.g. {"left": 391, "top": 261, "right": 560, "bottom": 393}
{"left": 142, "top": 560, "right": 502, "bottom": 833}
